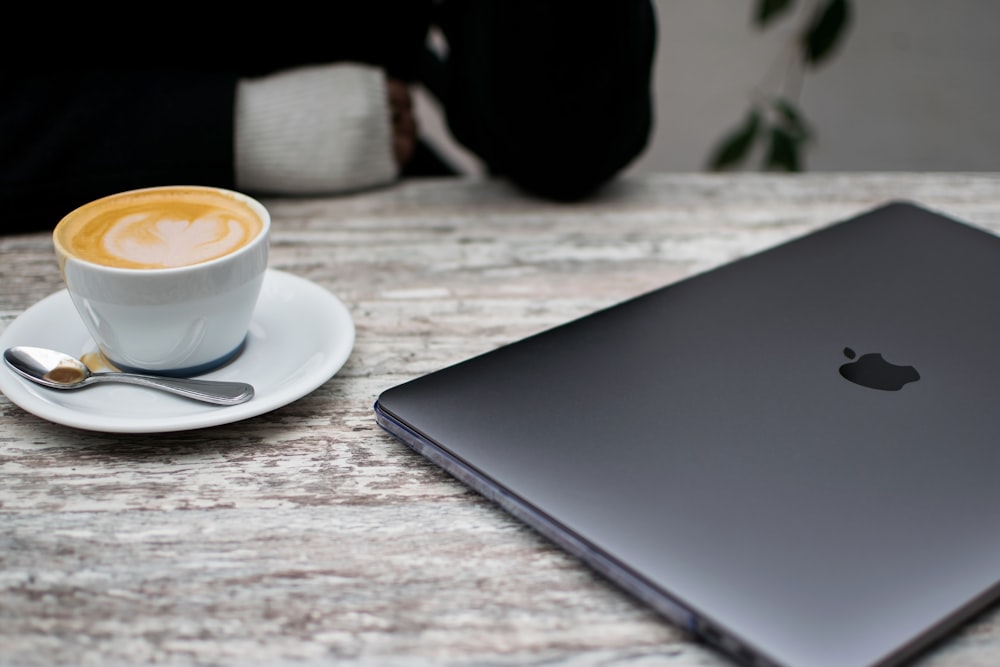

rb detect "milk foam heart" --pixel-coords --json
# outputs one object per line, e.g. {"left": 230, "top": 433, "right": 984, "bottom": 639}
{"left": 105, "top": 210, "right": 250, "bottom": 268}
{"left": 55, "top": 186, "right": 264, "bottom": 270}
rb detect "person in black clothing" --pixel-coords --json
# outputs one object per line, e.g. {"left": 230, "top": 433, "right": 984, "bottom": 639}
{"left": 0, "top": 1, "right": 657, "bottom": 234}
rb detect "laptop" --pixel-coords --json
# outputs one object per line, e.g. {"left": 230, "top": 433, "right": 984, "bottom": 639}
{"left": 373, "top": 201, "right": 1000, "bottom": 667}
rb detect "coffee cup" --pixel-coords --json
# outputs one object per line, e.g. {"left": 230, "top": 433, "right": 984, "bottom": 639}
{"left": 53, "top": 185, "right": 270, "bottom": 377}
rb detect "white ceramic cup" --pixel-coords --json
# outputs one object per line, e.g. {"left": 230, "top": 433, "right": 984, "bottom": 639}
{"left": 52, "top": 185, "right": 270, "bottom": 377}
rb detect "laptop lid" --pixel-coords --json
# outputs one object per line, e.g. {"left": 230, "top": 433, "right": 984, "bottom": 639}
{"left": 374, "top": 201, "right": 1000, "bottom": 667}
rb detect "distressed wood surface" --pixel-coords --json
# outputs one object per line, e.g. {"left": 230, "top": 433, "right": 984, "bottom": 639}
{"left": 2, "top": 173, "right": 1000, "bottom": 667}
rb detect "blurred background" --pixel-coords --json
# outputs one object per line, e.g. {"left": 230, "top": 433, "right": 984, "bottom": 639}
{"left": 419, "top": 0, "right": 1000, "bottom": 177}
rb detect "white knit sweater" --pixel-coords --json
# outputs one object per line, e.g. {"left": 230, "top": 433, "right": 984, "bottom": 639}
{"left": 234, "top": 63, "right": 397, "bottom": 195}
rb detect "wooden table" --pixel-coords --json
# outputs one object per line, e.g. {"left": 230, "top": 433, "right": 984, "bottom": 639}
{"left": 3, "top": 173, "right": 1000, "bottom": 667}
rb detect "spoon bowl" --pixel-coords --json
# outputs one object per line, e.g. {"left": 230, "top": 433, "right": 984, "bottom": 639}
{"left": 3, "top": 346, "right": 254, "bottom": 406}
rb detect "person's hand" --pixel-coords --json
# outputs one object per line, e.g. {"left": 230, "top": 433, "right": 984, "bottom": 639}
{"left": 388, "top": 77, "right": 417, "bottom": 168}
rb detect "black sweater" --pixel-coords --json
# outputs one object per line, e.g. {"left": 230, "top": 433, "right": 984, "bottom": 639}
{"left": 0, "top": 1, "right": 657, "bottom": 233}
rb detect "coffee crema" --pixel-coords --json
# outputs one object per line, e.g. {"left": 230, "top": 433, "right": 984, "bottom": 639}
{"left": 55, "top": 187, "right": 264, "bottom": 269}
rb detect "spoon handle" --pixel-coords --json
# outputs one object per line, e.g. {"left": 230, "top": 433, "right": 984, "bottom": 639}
{"left": 91, "top": 373, "right": 255, "bottom": 405}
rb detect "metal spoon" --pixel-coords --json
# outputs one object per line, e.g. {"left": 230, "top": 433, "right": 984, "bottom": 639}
{"left": 3, "top": 346, "right": 254, "bottom": 406}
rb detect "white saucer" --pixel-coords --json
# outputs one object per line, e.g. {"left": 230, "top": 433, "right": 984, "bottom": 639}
{"left": 0, "top": 269, "right": 354, "bottom": 433}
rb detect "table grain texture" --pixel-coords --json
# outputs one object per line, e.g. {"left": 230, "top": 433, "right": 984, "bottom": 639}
{"left": 3, "top": 173, "right": 1000, "bottom": 667}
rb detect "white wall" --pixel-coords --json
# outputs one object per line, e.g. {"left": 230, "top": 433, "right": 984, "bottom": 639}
{"left": 631, "top": 0, "right": 1000, "bottom": 173}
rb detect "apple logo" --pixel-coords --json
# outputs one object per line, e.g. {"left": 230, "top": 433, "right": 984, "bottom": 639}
{"left": 839, "top": 347, "right": 920, "bottom": 391}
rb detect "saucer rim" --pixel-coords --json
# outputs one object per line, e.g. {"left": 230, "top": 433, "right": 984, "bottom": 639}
{"left": 0, "top": 269, "right": 354, "bottom": 433}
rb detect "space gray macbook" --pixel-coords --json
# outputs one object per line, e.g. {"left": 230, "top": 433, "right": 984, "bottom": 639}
{"left": 374, "top": 201, "right": 1000, "bottom": 667}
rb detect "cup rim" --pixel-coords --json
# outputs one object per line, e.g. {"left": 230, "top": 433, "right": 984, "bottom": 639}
{"left": 53, "top": 185, "right": 270, "bottom": 274}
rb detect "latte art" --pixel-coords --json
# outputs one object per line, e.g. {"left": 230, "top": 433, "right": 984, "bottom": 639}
{"left": 103, "top": 207, "right": 252, "bottom": 268}
{"left": 55, "top": 187, "right": 264, "bottom": 270}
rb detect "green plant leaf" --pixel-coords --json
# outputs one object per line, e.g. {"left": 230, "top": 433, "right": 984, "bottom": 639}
{"left": 765, "top": 126, "right": 802, "bottom": 171}
{"left": 755, "top": 0, "right": 794, "bottom": 27}
{"left": 772, "top": 98, "right": 812, "bottom": 141}
{"left": 708, "top": 109, "right": 762, "bottom": 171}
{"left": 804, "top": 0, "right": 850, "bottom": 65}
